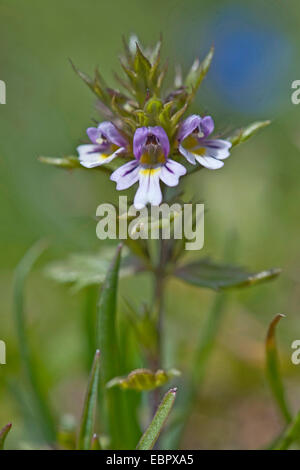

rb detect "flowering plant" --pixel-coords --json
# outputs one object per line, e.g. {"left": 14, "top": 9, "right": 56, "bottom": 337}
{"left": 7, "top": 37, "right": 294, "bottom": 452}
{"left": 73, "top": 40, "right": 233, "bottom": 209}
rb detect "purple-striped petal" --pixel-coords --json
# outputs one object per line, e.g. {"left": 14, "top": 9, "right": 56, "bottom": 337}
{"left": 134, "top": 168, "right": 162, "bottom": 209}
{"left": 201, "top": 139, "right": 232, "bottom": 160}
{"left": 110, "top": 160, "right": 139, "bottom": 190}
{"left": 77, "top": 144, "right": 121, "bottom": 168}
{"left": 194, "top": 154, "right": 224, "bottom": 169}
{"left": 160, "top": 159, "right": 186, "bottom": 186}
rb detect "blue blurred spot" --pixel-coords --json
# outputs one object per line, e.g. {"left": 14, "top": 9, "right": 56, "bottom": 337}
{"left": 208, "top": 6, "right": 293, "bottom": 114}
{"left": 185, "top": 4, "right": 293, "bottom": 115}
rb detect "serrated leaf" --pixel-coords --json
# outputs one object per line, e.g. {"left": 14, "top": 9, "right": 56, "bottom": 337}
{"left": 106, "top": 368, "right": 180, "bottom": 391}
{"left": 229, "top": 120, "right": 271, "bottom": 147}
{"left": 156, "top": 62, "right": 168, "bottom": 92}
{"left": 158, "top": 101, "right": 174, "bottom": 132}
{"left": 13, "top": 241, "right": 56, "bottom": 444}
{"left": 136, "top": 388, "right": 177, "bottom": 450}
{"left": 0, "top": 423, "right": 12, "bottom": 450}
{"left": 170, "top": 102, "right": 188, "bottom": 128}
{"left": 44, "top": 247, "right": 135, "bottom": 291}
{"left": 70, "top": 60, "right": 108, "bottom": 103}
{"left": 121, "top": 62, "right": 137, "bottom": 87}
{"left": 266, "top": 314, "right": 291, "bottom": 423}
{"left": 186, "top": 46, "right": 214, "bottom": 101}
{"left": 134, "top": 43, "right": 152, "bottom": 77}
{"left": 174, "top": 258, "right": 281, "bottom": 291}
{"left": 77, "top": 350, "right": 101, "bottom": 450}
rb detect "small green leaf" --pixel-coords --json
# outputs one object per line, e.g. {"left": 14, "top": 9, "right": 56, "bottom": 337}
{"left": 144, "top": 97, "right": 163, "bottom": 117}
{"left": 38, "top": 155, "right": 81, "bottom": 169}
{"left": 77, "top": 350, "right": 101, "bottom": 450}
{"left": 229, "top": 120, "right": 271, "bottom": 147}
{"left": 174, "top": 258, "right": 281, "bottom": 291}
{"left": 106, "top": 368, "right": 180, "bottom": 391}
{"left": 13, "top": 242, "right": 56, "bottom": 444}
{"left": 136, "top": 388, "right": 177, "bottom": 450}
{"left": 275, "top": 411, "right": 300, "bottom": 450}
{"left": 266, "top": 314, "right": 292, "bottom": 424}
{"left": 45, "top": 247, "right": 135, "bottom": 291}
{"left": 0, "top": 423, "right": 12, "bottom": 450}
{"left": 38, "top": 155, "right": 112, "bottom": 174}
{"left": 133, "top": 109, "right": 150, "bottom": 127}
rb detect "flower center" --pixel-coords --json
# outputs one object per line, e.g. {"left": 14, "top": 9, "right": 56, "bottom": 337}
{"left": 96, "top": 134, "right": 108, "bottom": 145}
{"left": 139, "top": 134, "right": 166, "bottom": 165}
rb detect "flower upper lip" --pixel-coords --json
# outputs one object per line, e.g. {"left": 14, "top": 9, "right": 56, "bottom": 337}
{"left": 133, "top": 126, "right": 170, "bottom": 161}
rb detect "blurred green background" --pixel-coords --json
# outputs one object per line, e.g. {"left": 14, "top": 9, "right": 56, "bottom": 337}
{"left": 1, "top": 0, "right": 300, "bottom": 449}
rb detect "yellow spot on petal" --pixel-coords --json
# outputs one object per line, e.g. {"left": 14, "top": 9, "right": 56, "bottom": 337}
{"left": 98, "top": 153, "right": 110, "bottom": 161}
{"left": 192, "top": 147, "right": 206, "bottom": 156}
{"left": 182, "top": 135, "right": 199, "bottom": 150}
{"left": 140, "top": 168, "right": 161, "bottom": 176}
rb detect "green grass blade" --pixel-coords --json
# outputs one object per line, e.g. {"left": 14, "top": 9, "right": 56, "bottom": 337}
{"left": 77, "top": 350, "right": 101, "bottom": 450}
{"left": 83, "top": 286, "right": 98, "bottom": 371}
{"left": 266, "top": 314, "right": 292, "bottom": 424}
{"left": 0, "top": 423, "right": 12, "bottom": 450}
{"left": 275, "top": 412, "right": 300, "bottom": 450}
{"left": 136, "top": 388, "right": 177, "bottom": 450}
{"left": 13, "top": 241, "right": 56, "bottom": 444}
{"left": 97, "top": 244, "right": 124, "bottom": 449}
